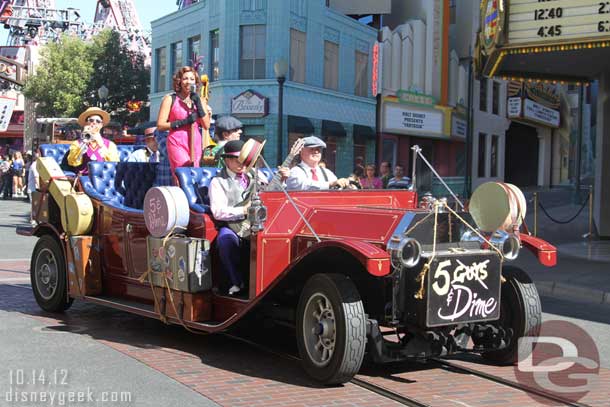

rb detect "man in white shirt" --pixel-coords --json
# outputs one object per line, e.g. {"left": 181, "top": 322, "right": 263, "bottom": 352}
{"left": 286, "top": 136, "right": 349, "bottom": 190}
{"left": 127, "top": 127, "right": 160, "bottom": 163}
{"left": 209, "top": 140, "right": 268, "bottom": 296}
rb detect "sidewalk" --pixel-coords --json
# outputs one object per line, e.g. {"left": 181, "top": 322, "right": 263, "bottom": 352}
{"left": 516, "top": 187, "right": 610, "bottom": 307}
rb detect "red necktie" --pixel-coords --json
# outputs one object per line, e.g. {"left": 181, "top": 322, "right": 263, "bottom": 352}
{"left": 311, "top": 168, "right": 319, "bottom": 181}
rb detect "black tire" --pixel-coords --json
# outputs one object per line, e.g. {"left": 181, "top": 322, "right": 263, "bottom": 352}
{"left": 481, "top": 265, "right": 541, "bottom": 364}
{"left": 296, "top": 273, "right": 366, "bottom": 385}
{"left": 30, "top": 235, "right": 73, "bottom": 312}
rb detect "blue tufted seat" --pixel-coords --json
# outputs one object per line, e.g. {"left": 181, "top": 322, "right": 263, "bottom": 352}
{"left": 175, "top": 167, "right": 220, "bottom": 214}
{"left": 39, "top": 144, "right": 140, "bottom": 175}
{"left": 175, "top": 167, "right": 277, "bottom": 214}
{"left": 39, "top": 144, "right": 75, "bottom": 177}
{"left": 82, "top": 161, "right": 157, "bottom": 213}
{"left": 117, "top": 145, "right": 138, "bottom": 162}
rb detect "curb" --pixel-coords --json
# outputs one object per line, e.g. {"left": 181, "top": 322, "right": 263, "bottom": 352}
{"left": 535, "top": 280, "right": 610, "bottom": 307}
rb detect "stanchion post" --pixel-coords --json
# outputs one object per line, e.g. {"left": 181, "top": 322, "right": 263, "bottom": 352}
{"left": 588, "top": 185, "right": 593, "bottom": 240}
{"left": 533, "top": 192, "right": 538, "bottom": 237}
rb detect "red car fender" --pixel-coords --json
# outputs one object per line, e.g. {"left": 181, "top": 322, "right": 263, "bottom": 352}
{"left": 297, "top": 239, "right": 391, "bottom": 277}
{"left": 520, "top": 234, "right": 557, "bottom": 267}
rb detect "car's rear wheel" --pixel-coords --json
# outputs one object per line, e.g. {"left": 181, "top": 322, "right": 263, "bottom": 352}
{"left": 296, "top": 273, "right": 366, "bottom": 384}
{"left": 31, "top": 235, "right": 73, "bottom": 312}
{"left": 481, "top": 265, "right": 541, "bottom": 364}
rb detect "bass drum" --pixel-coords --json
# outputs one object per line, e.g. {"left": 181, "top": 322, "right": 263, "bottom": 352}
{"left": 61, "top": 193, "right": 94, "bottom": 236}
{"left": 469, "top": 182, "right": 527, "bottom": 233}
{"left": 144, "top": 186, "right": 190, "bottom": 238}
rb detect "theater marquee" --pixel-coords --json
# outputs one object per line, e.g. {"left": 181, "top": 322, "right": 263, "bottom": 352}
{"left": 476, "top": 0, "right": 610, "bottom": 83}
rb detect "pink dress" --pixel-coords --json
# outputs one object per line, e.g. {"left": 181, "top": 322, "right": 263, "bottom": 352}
{"left": 167, "top": 95, "right": 202, "bottom": 173}
{"left": 360, "top": 176, "right": 382, "bottom": 189}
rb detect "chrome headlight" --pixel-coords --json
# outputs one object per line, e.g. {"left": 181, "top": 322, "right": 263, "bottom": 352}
{"left": 490, "top": 230, "right": 521, "bottom": 261}
{"left": 461, "top": 229, "right": 520, "bottom": 260}
{"left": 388, "top": 237, "right": 422, "bottom": 269}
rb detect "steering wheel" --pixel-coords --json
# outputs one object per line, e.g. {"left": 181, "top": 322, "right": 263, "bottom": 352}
{"left": 349, "top": 179, "right": 362, "bottom": 189}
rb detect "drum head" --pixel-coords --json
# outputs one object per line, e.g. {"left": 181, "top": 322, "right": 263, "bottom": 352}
{"left": 469, "top": 182, "right": 511, "bottom": 232}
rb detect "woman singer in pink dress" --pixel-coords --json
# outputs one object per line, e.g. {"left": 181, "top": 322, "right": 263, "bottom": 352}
{"left": 157, "top": 66, "right": 211, "bottom": 176}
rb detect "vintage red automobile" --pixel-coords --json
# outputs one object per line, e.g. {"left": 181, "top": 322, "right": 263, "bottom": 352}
{"left": 18, "top": 146, "right": 556, "bottom": 385}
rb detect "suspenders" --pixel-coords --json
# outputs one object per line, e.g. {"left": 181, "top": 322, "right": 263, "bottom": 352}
{"left": 297, "top": 164, "right": 329, "bottom": 182}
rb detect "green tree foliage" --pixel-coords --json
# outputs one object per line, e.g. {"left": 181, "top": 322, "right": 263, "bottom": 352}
{"left": 23, "top": 35, "right": 93, "bottom": 118}
{"left": 24, "top": 30, "right": 150, "bottom": 125}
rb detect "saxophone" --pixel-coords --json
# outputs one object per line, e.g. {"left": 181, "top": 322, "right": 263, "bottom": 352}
{"left": 199, "top": 74, "right": 217, "bottom": 166}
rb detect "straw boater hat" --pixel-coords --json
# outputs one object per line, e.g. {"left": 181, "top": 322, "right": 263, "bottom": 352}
{"left": 78, "top": 107, "right": 110, "bottom": 127}
{"left": 239, "top": 138, "right": 266, "bottom": 172}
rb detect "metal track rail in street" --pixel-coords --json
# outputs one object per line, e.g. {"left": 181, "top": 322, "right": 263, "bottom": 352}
{"left": 350, "top": 377, "right": 431, "bottom": 407}
{"left": 431, "top": 357, "right": 592, "bottom": 407}
{"left": 222, "top": 333, "right": 430, "bottom": 407}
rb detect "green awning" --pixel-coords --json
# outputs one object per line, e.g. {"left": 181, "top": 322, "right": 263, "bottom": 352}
{"left": 322, "top": 120, "right": 346, "bottom": 137}
{"left": 288, "top": 116, "right": 314, "bottom": 134}
{"left": 353, "top": 124, "right": 376, "bottom": 139}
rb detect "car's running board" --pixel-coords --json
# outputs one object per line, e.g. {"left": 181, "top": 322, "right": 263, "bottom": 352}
{"left": 83, "top": 295, "right": 237, "bottom": 332}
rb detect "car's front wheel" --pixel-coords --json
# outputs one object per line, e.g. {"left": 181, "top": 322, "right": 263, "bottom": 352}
{"left": 30, "top": 235, "right": 73, "bottom": 312}
{"left": 480, "top": 266, "right": 541, "bottom": 364}
{"left": 296, "top": 273, "right": 366, "bottom": 384}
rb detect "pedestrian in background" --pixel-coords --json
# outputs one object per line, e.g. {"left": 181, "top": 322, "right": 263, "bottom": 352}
{"left": 27, "top": 150, "right": 40, "bottom": 225}
{"left": 12, "top": 151, "right": 25, "bottom": 197}
{"left": 156, "top": 66, "right": 211, "bottom": 175}
{"left": 387, "top": 164, "right": 412, "bottom": 189}
{"left": 1, "top": 154, "right": 13, "bottom": 199}
{"left": 379, "top": 161, "right": 392, "bottom": 188}
{"left": 360, "top": 164, "right": 382, "bottom": 189}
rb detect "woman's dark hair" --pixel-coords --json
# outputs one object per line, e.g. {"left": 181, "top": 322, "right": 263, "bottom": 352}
{"left": 172, "top": 66, "right": 201, "bottom": 93}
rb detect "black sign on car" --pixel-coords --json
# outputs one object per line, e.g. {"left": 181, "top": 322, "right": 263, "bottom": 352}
{"left": 426, "top": 252, "right": 502, "bottom": 327}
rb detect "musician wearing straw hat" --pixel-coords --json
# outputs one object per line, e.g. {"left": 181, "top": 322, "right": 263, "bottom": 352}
{"left": 127, "top": 126, "right": 160, "bottom": 163}
{"left": 286, "top": 136, "right": 350, "bottom": 190}
{"left": 64, "top": 107, "right": 119, "bottom": 174}
{"left": 209, "top": 138, "right": 288, "bottom": 295}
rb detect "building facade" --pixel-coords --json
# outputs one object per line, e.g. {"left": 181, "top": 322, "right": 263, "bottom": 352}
{"left": 378, "top": 0, "right": 469, "bottom": 195}
{"left": 149, "top": 0, "right": 378, "bottom": 175}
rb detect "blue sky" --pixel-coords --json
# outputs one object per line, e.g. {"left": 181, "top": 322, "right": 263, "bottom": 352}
{"left": 1, "top": 0, "right": 177, "bottom": 44}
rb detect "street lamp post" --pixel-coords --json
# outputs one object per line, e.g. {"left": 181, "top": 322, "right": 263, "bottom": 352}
{"left": 274, "top": 59, "right": 288, "bottom": 164}
{"left": 97, "top": 85, "right": 109, "bottom": 109}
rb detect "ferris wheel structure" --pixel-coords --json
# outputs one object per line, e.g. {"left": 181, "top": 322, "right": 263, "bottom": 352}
{"left": 92, "top": 0, "right": 150, "bottom": 62}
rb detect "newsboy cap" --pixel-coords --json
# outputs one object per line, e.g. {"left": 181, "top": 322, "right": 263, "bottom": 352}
{"left": 302, "top": 136, "right": 326, "bottom": 149}
{"left": 215, "top": 115, "right": 243, "bottom": 133}
{"left": 221, "top": 140, "right": 245, "bottom": 158}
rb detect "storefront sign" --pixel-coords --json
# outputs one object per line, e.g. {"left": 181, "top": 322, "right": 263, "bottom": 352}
{"left": 451, "top": 115, "right": 467, "bottom": 139}
{"left": 523, "top": 98, "right": 560, "bottom": 127}
{"left": 507, "top": 97, "right": 522, "bottom": 118}
{"left": 0, "top": 55, "right": 25, "bottom": 86}
{"left": 231, "top": 89, "right": 268, "bottom": 117}
{"left": 384, "top": 104, "right": 443, "bottom": 136}
{"left": 0, "top": 96, "right": 17, "bottom": 132}
{"left": 372, "top": 42, "right": 381, "bottom": 96}
{"left": 481, "top": 0, "right": 503, "bottom": 52}
{"left": 508, "top": 0, "right": 610, "bottom": 44}
{"left": 396, "top": 90, "right": 437, "bottom": 107}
